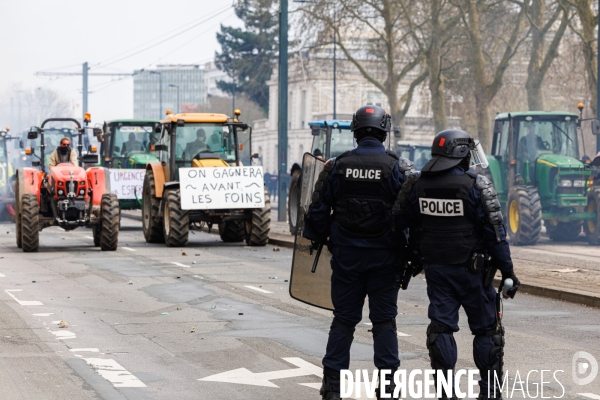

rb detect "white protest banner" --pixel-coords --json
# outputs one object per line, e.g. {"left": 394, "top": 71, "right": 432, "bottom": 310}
{"left": 109, "top": 169, "right": 145, "bottom": 200}
{"left": 179, "top": 166, "right": 265, "bottom": 210}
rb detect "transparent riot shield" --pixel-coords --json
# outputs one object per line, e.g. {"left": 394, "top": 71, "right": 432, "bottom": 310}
{"left": 289, "top": 153, "right": 334, "bottom": 311}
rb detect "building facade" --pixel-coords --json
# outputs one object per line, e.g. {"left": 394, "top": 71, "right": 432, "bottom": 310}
{"left": 133, "top": 65, "right": 206, "bottom": 119}
{"left": 251, "top": 54, "right": 451, "bottom": 175}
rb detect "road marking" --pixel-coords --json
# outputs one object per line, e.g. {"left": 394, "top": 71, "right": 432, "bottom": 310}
{"left": 50, "top": 330, "right": 77, "bottom": 340}
{"left": 70, "top": 348, "right": 99, "bottom": 353}
{"left": 171, "top": 262, "right": 190, "bottom": 268}
{"left": 244, "top": 285, "right": 273, "bottom": 294}
{"left": 200, "top": 357, "right": 321, "bottom": 388}
{"left": 83, "top": 358, "right": 147, "bottom": 388}
{"left": 5, "top": 290, "right": 43, "bottom": 306}
{"left": 0, "top": 272, "right": 5, "bottom": 277}
{"left": 397, "top": 331, "right": 411, "bottom": 337}
{"left": 121, "top": 247, "right": 136, "bottom": 252}
{"left": 85, "top": 236, "right": 94, "bottom": 240}
{"left": 32, "top": 313, "right": 53, "bottom": 317}
{"left": 579, "top": 394, "right": 600, "bottom": 400}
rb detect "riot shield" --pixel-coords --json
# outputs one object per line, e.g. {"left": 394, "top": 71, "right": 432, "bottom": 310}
{"left": 289, "top": 153, "right": 334, "bottom": 311}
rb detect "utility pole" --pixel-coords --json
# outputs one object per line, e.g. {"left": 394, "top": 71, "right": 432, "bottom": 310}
{"left": 82, "top": 62, "right": 88, "bottom": 120}
{"left": 277, "top": 0, "right": 289, "bottom": 221}
{"left": 36, "top": 63, "right": 131, "bottom": 121}
{"left": 333, "top": 9, "right": 337, "bottom": 119}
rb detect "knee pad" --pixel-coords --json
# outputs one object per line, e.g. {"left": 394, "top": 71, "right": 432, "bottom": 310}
{"left": 331, "top": 317, "right": 355, "bottom": 342}
{"left": 426, "top": 321, "right": 453, "bottom": 371}
{"left": 477, "top": 326, "right": 505, "bottom": 389}
{"left": 372, "top": 319, "right": 396, "bottom": 340}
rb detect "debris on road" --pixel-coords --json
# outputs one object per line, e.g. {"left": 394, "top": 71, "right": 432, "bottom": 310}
{"left": 58, "top": 321, "right": 69, "bottom": 328}
{"left": 161, "top": 312, "right": 169, "bottom": 316}
{"left": 547, "top": 268, "right": 580, "bottom": 273}
{"left": 191, "top": 327, "right": 196, "bottom": 333}
{"left": 273, "top": 247, "right": 280, "bottom": 252}
{"left": 182, "top": 252, "right": 187, "bottom": 256}
{"left": 269, "top": 276, "right": 278, "bottom": 279}
{"left": 128, "top": 280, "right": 133, "bottom": 285}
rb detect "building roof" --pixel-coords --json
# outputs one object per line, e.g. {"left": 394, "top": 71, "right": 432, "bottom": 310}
{"left": 308, "top": 120, "right": 352, "bottom": 129}
{"left": 495, "top": 111, "right": 579, "bottom": 120}
{"left": 162, "top": 113, "right": 229, "bottom": 124}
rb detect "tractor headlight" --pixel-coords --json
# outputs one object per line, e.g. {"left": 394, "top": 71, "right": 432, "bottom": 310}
{"left": 557, "top": 180, "right": 573, "bottom": 187}
{"left": 58, "top": 189, "right": 64, "bottom": 196}
{"left": 573, "top": 180, "right": 586, "bottom": 187}
{"left": 79, "top": 189, "right": 85, "bottom": 195}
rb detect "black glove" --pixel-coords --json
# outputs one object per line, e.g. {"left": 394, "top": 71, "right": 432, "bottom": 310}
{"left": 499, "top": 271, "right": 520, "bottom": 299}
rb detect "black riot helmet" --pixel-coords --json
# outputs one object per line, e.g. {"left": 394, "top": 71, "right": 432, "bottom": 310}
{"left": 421, "top": 129, "right": 476, "bottom": 173}
{"left": 350, "top": 105, "right": 391, "bottom": 142}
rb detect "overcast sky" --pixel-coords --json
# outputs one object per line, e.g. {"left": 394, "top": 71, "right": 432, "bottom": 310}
{"left": 0, "top": 0, "right": 241, "bottom": 127}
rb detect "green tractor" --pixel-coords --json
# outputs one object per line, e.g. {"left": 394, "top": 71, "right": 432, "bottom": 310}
{"left": 487, "top": 110, "right": 599, "bottom": 245}
{"left": 101, "top": 119, "right": 161, "bottom": 210}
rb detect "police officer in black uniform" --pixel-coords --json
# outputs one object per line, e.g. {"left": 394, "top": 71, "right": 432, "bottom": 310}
{"left": 305, "top": 105, "right": 411, "bottom": 400}
{"left": 400, "top": 130, "right": 520, "bottom": 400}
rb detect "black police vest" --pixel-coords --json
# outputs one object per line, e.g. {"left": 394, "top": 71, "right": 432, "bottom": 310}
{"left": 415, "top": 172, "right": 483, "bottom": 265}
{"left": 333, "top": 151, "right": 398, "bottom": 236}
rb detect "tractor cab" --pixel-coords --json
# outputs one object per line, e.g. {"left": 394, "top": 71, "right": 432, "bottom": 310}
{"left": 396, "top": 141, "right": 432, "bottom": 170}
{"left": 0, "top": 126, "right": 19, "bottom": 221}
{"left": 102, "top": 120, "right": 161, "bottom": 169}
{"left": 155, "top": 111, "right": 252, "bottom": 181}
{"left": 309, "top": 120, "right": 354, "bottom": 159}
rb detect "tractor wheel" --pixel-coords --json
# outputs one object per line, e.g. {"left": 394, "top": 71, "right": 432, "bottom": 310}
{"left": 162, "top": 189, "right": 189, "bottom": 247}
{"left": 545, "top": 220, "right": 582, "bottom": 242}
{"left": 245, "top": 189, "right": 271, "bottom": 246}
{"left": 21, "top": 194, "right": 39, "bottom": 252}
{"left": 288, "top": 171, "right": 301, "bottom": 235}
{"left": 142, "top": 170, "right": 164, "bottom": 243}
{"left": 584, "top": 188, "right": 600, "bottom": 245}
{"left": 92, "top": 223, "right": 101, "bottom": 246}
{"left": 218, "top": 220, "right": 245, "bottom": 242}
{"left": 506, "top": 186, "right": 542, "bottom": 246}
{"left": 100, "top": 194, "right": 119, "bottom": 251}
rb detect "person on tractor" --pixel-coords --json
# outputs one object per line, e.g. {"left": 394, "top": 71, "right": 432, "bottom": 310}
{"left": 184, "top": 128, "right": 208, "bottom": 159}
{"left": 48, "top": 137, "right": 78, "bottom": 169}
{"left": 415, "top": 151, "right": 428, "bottom": 170}
{"left": 121, "top": 132, "right": 143, "bottom": 155}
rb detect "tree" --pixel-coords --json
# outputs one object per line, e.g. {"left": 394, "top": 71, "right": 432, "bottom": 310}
{"left": 5, "top": 85, "right": 72, "bottom": 131}
{"left": 525, "top": 0, "right": 570, "bottom": 110}
{"left": 562, "top": 0, "right": 598, "bottom": 115}
{"left": 298, "top": 0, "right": 427, "bottom": 129}
{"left": 459, "top": 0, "right": 530, "bottom": 149}
{"left": 215, "top": 0, "right": 278, "bottom": 113}
{"left": 399, "top": 0, "right": 461, "bottom": 132}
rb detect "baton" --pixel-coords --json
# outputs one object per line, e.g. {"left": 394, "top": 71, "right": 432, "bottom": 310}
{"left": 311, "top": 243, "right": 323, "bottom": 273}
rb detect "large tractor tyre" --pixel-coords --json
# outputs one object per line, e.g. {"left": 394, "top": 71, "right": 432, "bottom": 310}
{"left": 162, "top": 189, "right": 189, "bottom": 247}
{"left": 506, "top": 186, "right": 542, "bottom": 246}
{"left": 142, "top": 170, "right": 164, "bottom": 243}
{"left": 545, "top": 220, "right": 582, "bottom": 242}
{"left": 288, "top": 171, "right": 301, "bottom": 235}
{"left": 100, "top": 194, "right": 119, "bottom": 251}
{"left": 584, "top": 188, "right": 600, "bottom": 245}
{"left": 21, "top": 194, "right": 39, "bottom": 252}
{"left": 245, "top": 189, "right": 271, "bottom": 246}
{"left": 218, "top": 220, "right": 245, "bottom": 242}
{"left": 15, "top": 181, "right": 22, "bottom": 248}
{"left": 92, "top": 223, "right": 101, "bottom": 246}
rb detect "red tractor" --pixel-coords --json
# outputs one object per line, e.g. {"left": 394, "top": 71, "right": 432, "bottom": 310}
{"left": 15, "top": 115, "right": 119, "bottom": 252}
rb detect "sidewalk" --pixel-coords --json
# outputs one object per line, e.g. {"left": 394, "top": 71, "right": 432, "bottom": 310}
{"left": 122, "top": 208, "right": 600, "bottom": 308}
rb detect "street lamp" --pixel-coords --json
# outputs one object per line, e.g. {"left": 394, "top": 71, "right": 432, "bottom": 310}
{"left": 169, "top": 84, "right": 180, "bottom": 113}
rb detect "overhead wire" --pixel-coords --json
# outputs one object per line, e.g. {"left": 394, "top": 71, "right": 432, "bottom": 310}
{"left": 93, "top": 5, "right": 233, "bottom": 70}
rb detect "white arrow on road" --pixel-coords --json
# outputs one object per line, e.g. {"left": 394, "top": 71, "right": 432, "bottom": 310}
{"left": 199, "top": 357, "right": 322, "bottom": 388}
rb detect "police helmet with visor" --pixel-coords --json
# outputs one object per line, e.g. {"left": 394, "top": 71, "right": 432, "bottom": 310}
{"left": 421, "top": 129, "right": 488, "bottom": 173}
{"left": 350, "top": 105, "right": 391, "bottom": 143}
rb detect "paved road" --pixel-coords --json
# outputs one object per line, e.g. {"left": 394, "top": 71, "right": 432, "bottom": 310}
{"left": 0, "top": 218, "right": 599, "bottom": 399}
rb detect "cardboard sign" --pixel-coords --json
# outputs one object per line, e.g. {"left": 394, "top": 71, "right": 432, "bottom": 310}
{"left": 180, "top": 166, "right": 265, "bottom": 210}
{"left": 109, "top": 169, "right": 145, "bottom": 200}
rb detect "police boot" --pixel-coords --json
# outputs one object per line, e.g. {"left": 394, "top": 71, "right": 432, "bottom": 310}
{"left": 376, "top": 368, "right": 398, "bottom": 399}
{"left": 320, "top": 368, "right": 341, "bottom": 400}
{"left": 477, "top": 393, "right": 502, "bottom": 400}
